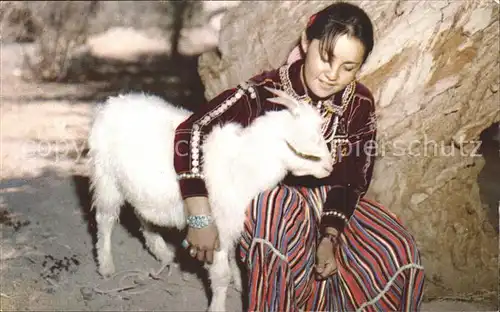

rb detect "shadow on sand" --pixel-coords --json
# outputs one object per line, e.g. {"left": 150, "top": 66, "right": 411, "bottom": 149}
{"left": 71, "top": 174, "right": 249, "bottom": 310}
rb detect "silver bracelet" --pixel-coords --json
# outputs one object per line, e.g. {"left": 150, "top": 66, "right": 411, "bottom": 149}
{"left": 186, "top": 215, "right": 213, "bottom": 229}
{"left": 322, "top": 210, "right": 348, "bottom": 223}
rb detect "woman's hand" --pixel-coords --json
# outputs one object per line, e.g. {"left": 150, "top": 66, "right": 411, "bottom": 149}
{"left": 184, "top": 196, "right": 220, "bottom": 264}
{"left": 186, "top": 224, "right": 220, "bottom": 263}
{"left": 315, "top": 228, "right": 339, "bottom": 280}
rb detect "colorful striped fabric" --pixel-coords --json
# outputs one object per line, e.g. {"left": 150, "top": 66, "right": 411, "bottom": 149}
{"left": 239, "top": 184, "right": 425, "bottom": 312}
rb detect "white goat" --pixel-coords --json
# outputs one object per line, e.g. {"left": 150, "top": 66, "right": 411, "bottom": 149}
{"left": 87, "top": 87, "right": 333, "bottom": 311}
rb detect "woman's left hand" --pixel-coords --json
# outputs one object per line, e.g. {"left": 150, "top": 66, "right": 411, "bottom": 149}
{"left": 315, "top": 233, "right": 338, "bottom": 280}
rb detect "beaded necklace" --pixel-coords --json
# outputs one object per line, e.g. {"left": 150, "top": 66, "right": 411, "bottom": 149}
{"left": 279, "top": 64, "right": 355, "bottom": 146}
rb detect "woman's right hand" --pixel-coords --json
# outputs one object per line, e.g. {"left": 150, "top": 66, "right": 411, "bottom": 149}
{"left": 184, "top": 196, "right": 220, "bottom": 264}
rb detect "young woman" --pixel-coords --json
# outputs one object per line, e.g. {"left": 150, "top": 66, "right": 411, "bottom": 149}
{"left": 174, "top": 2, "right": 425, "bottom": 311}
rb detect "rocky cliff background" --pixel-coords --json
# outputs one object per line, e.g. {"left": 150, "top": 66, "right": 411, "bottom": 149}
{"left": 197, "top": 0, "right": 499, "bottom": 300}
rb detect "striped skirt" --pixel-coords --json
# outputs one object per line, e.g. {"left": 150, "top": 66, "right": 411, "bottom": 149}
{"left": 239, "top": 184, "right": 425, "bottom": 312}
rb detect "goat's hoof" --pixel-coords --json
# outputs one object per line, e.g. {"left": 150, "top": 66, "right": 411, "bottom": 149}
{"left": 98, "top": 264, "right": 115, "bottom": 278}
{"left": 208, "top": 303, "right": 225, "bottom": 312}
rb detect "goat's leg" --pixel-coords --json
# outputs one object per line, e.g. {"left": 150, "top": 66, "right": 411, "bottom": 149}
{"left": 228, "top": 247, "right": 242, "bottom": 292}
{"left": 138, "top": 218, "right": 176, "bottom": 276}
{"left": 96, "top": 211, "right": 119, "bottom": 277}
{"left": 208, "top": 249, "right": 231, "bottom": 312}
{"left": 93, "top": 171, "right": 124, "bottom": 277}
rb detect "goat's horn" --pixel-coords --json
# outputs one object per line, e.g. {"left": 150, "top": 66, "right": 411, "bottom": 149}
{"left": 264, "top": 86, "right": 299, "bottom": 104}
{"left": 267, "top": 96, "right": 292, "bottom": 106}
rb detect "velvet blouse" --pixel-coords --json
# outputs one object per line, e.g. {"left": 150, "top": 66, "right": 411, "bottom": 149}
{"left": 173, "top": 59, "right": 377, "bottom": 232}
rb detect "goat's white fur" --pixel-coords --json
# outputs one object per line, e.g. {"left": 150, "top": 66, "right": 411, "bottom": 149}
{"left": 88, "top": 89, "right": 332, "bottom": 311}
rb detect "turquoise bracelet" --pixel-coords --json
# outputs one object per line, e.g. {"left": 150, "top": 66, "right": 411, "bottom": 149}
{"left": 186, "top": 215, "right": 213, "bottom": 229}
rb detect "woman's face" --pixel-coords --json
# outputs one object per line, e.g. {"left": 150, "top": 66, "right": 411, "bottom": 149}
{"left": 301, "top": 34, "right": 365, "bottom": 98}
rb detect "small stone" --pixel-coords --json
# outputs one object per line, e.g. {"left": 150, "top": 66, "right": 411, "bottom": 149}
{"left": 80, "top": 287, "right": 94, "bottom": 301}
{"left": 490, "top": 83, "right": 499, "bottom": 93}
{"left": 44, "top": 286, "right": 56, "bottom": 294}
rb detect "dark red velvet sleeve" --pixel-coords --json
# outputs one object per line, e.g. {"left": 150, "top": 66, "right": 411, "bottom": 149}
{"left": 320, "top": 93, "right": 377, "bottom": 233}
{"left": 173, "top": 81, "right": 279, "bottom": 199}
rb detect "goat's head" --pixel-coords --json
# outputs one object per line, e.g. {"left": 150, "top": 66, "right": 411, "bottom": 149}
{"left": 265, "top": 87, "right": 334, "bottom": 179}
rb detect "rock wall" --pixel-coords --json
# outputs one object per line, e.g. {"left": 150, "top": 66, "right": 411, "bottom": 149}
{"left": 197, "top": 0, "right": 499, "bottom": 299}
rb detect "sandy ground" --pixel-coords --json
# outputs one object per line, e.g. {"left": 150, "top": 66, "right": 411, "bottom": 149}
{"left": 1, "top": 42, "right": 498, "bottom": 311}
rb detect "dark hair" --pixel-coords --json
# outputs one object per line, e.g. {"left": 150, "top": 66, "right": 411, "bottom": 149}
{"left": 306, "top": 2, "right": 374, "bottom": 64}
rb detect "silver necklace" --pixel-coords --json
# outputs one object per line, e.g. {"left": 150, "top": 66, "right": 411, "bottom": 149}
{"left": 279, "top": 64, "right": 355, "bottom": 146}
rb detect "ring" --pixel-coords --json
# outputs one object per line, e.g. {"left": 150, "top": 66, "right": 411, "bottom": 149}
{"left": 189, "top": 246, "right": 197, "bottom": 258}
{"left": 181, "top": 239, "right": 190, "bottom": 249}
